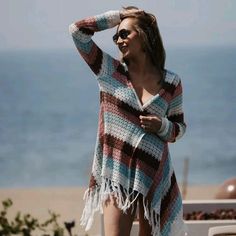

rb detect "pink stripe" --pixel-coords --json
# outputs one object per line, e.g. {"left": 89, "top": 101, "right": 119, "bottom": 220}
{"left": 111, "top": 60, "right": 132, "bottom": 87}
{"left": 88, "top": 43, "right": 99, "bottom": 64}
{"left": 79, "top": 42, "right": 98, "bottom": 65}
{"left": 147, "top": 144, "right": 168, "bottom": 199}
{"left": 161, "top": 182, "right": 180, "bottom": 224}
{"left": 112, "top": 70, "right": 129, "bottom": 86}
{"left": 75, "top": 17, "right": 99, "bottom": 31}
{"left": 173, "top": 83, "right": 182, "bottom": 97}
{"left": 98, "top": 107, "right": 105, "bottom": 140}
{"left": 103, "top": 144, "right": 156, "bottom": 178}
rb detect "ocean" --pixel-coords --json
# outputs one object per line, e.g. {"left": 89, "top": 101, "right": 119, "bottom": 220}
{"left": 0, "top": 46, "right": 235, "bottom": 188}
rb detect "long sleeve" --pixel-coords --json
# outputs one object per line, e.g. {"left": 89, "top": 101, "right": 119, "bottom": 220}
{"left": 157, "top": 79, "right": 186, "bottom": 143}
{"left": 69, "top": 11, "right": 121, "bottom": 77}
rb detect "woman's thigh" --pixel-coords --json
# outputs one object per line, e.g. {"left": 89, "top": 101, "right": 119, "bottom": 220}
{"left": 138, "top": 196, "right": 153, "bottom": 236}
{"left": 103, "top": 195, "right": 137, "bottom": 236}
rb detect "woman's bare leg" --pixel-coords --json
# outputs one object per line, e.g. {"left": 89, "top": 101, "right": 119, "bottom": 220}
{"left": 138, "top": 196, "right": 153, "bottom": 236}
{"left": 103, "top": 195, "right": 137, "bottom": 236}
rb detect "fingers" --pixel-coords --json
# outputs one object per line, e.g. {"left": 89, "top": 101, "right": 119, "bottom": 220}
{"left": 139, "top": 115, "right": 152, "bottom": 120}
{"left": 141, "top": 123, "right": 153, "bottom": 132}
{"left": 140, "top": 115, "right": 152, "bottom": 131}
{"left": 139, "top": 115, "right": 161, "bottom": 133}
{"left": 139, "top": 115, "right": 155, "bottom": 124}
{"left": 120, "top": 9, "right": 145, "bottom": 19}
{"left": 140, "top": 116, "right": 150, "bottom": 124}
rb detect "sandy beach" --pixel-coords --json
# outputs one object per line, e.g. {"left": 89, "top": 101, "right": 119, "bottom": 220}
{"left": 0, "top": 185, "right": 220, "bottom": 235}
{"left": 0, "top": 187, "right": 99, "bottom": 236}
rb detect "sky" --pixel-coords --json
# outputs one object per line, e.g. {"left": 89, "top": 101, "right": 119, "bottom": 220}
{"left": 0, "top": 0, "right": 236, "bottom": 51}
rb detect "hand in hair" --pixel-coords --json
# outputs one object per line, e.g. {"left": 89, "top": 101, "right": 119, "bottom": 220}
{"left": 120, "top": 6, "right": 145, "bottom": 19}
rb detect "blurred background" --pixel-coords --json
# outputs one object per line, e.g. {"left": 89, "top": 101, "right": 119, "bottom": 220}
{"left": 0, "top": 0, "right": 235, "bottom": 189}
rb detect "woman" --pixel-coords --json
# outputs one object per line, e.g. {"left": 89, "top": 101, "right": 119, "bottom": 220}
{"left": 69, "top": 6, "right": 186, "bottom": 236}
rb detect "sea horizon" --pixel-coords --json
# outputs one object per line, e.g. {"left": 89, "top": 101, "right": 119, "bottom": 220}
{"left": 0, "top": 46, "right": 235, "bottom": 188}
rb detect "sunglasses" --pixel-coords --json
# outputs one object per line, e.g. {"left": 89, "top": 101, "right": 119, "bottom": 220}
{"left": 113, "top": 29, "right": 131, "bottom": 43}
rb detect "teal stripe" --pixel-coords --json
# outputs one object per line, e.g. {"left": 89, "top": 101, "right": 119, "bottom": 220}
{"left": 99, "top": 72, "right": 127, "bottom": 88}
{"left": 73, "top": 36, "right": 93, "bottom": 54}
{"left": 104, "top": 53, "right": 116, "bottom": 74}
{"left": 103, "top": 155, "right": 152, "bottom": 189}
{"left": 152, "top": 156, "right": 171, "bottom": 205}
{"left": 95, "top": 15, "right": 108, "bottom": 30}
{"left": 152, "top": 96, "right": 168, "bottom": 110}
{"left": 161, "top": 195, "right": 182, "bottom": 236}
{"left": 169, "top": 95, "right": 182, "bottom": 109}
{"left": 166, "top": 122, "right": 174, "bottom": 139}
{"left": 104, "top": 112, "right": 143, "bottom": 136}
{"left": 142, "top": 134, "right": 164, "bottom": 153}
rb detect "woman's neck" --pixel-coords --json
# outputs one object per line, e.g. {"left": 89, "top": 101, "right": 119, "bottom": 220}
{"left": 127, "top": 55, "right": 159, "bottom": 81}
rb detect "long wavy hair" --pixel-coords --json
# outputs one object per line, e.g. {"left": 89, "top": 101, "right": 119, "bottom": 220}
{"left": 120, "top": 6, "right": 166, "bottom": 81}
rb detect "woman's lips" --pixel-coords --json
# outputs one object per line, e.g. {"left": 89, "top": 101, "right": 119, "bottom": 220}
{"left": 119, "top": 46, "right": 128, "bottom": 53}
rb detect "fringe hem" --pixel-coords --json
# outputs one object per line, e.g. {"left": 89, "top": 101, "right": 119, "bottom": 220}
{"left": 80, "top": 177, "right": 185, "bottom": 236}
{"left": 168, "top": 210, "right": 188, "bottom": 236}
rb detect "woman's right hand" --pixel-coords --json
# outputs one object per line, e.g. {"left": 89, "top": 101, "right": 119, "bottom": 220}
{"left": 120, "top": 8, "right": 145, "bottom": 19}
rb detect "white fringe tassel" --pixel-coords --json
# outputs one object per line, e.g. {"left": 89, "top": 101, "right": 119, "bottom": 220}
{"left": 80, "top": 178, "right": 186, "bottom": 236}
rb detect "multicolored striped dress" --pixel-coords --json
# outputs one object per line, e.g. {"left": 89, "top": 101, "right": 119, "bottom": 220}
{"left": 69, "top": 10, "right": 187, "bottom": 236}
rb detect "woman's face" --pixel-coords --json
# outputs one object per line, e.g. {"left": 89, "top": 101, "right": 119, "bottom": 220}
{"left": 115, "top": 18, "right": 143, "bottom": 61}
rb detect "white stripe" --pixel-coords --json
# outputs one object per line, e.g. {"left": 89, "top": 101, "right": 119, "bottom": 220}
{"left": 157, "top": 117, "right": 170, "bottom": 137}
{"left": 69, "top": 23, "right": 91, "bottom": 43}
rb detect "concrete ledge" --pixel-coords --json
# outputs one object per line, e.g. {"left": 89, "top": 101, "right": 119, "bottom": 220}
{"left": 130, "top": 200, "right": 236, "bottom": 236}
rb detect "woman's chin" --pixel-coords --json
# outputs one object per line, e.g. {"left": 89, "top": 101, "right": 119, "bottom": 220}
{"left": 122, "top": 52, "right": 130, "bottom": 61}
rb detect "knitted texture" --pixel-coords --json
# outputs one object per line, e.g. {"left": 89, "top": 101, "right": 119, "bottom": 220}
{"left": 69, "top": 10, "right": 187, "bottom": 236}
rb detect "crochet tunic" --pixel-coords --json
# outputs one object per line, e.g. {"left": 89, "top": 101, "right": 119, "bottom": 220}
{"left": 69, "top": 10, "right": 187, "bottom": 236}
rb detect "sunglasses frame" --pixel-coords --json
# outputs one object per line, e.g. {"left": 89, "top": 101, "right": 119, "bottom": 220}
{"left": 113, "top": 29, "right": 131, "bottom": 44}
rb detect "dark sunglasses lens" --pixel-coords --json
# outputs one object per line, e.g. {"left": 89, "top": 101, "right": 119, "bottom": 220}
{"left": 120, "top": 30, "right": 130, "bottom": 39}
{"left": 113, "top": 33, "right": 118, "bottom": 42}
{"left": 113, "top": 30, "right": 130, "bottom": 43}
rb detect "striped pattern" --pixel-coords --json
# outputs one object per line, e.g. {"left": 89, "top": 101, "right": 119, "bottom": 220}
{"left": 69, "top": 10, "right": 186, "bottom": 236}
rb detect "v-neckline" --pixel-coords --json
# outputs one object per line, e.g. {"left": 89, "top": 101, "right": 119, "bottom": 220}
{"left": 127, "top": 74, "right": 165, "bottom": 110}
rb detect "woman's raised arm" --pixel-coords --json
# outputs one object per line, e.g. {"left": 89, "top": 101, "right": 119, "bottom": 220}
{"left": 69, "top": 11, "right": 121, "bottom": 77}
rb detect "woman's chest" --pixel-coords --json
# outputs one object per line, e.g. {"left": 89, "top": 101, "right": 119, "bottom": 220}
{"left": 99, "top": 74, "right": 169, "bottom": 116}
{"left": 112, "top": 84, "right": 169, "bottom": 116}
{"left": 131, "top": 82, "right": 162, "bottom": 106}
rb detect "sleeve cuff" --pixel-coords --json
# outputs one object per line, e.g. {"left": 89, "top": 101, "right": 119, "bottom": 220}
{"left": 157, "top": 117, "right": 169, "bottom": 136}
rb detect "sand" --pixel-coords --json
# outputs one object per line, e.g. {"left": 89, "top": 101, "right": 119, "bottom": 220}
{"left": 0, "top": 185, "right": 219, "bottom": 236}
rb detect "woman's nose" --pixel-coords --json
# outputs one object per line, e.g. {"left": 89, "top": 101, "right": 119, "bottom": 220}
{"left": 116, "top": 36, "right": 123, "bottom": 44}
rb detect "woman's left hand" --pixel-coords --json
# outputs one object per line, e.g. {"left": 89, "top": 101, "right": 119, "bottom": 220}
{"left": 139, "top": 115, "right": 162, "bottom": 133}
